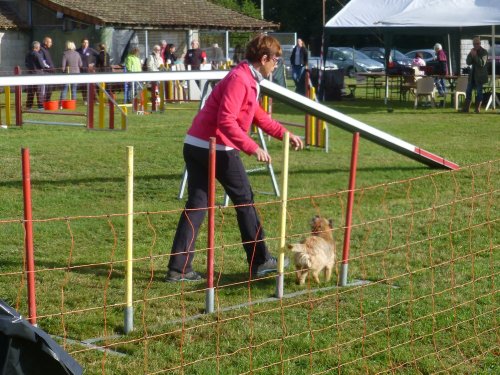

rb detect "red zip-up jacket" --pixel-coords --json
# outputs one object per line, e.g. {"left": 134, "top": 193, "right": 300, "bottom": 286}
{"left": 187, "top": 62, "right": 288, "bottom": 155}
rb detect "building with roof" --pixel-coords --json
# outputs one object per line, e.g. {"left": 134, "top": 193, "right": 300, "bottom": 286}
{"left": 0, "top": 0, "right": 29, "bottom": 73}
{"left": 0, "top": 0, "right": 279, "bottom": 72}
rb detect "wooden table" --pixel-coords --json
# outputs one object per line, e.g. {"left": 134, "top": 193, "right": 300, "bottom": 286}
{"left": 356, "top": 72, "right": 410, "bottom": 101}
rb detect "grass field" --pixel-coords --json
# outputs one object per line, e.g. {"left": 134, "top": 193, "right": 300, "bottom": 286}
{"left": 0, "top": 88, "right": 498, "bottom": 374}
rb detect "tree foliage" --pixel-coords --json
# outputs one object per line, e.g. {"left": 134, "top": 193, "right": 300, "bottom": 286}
{"left": 264, "top": 0, "right": 343, "bottom": 53}
{"left": 211, "top": 0, "right": 260, "bottom": 19}
{"left": 211, "top": 0, "right": 349, "bottom": 54}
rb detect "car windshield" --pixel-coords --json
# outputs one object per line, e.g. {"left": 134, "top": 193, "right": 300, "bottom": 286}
{"left": 340, "top": 49, "right": 371, "bottom": 60}
{"left": 391, "top": 50, "right": 407, "bottom": 60}
{"left": 488, "top": 45, "right": 500, "bottom": 56}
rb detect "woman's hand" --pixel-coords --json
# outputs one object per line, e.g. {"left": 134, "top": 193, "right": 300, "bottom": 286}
{"left": 289, "top": 133, "right": 304, "bottom": 151}
{"left": 253, "top": 147, "right": 271, "bottom": 163}
{"left": 253, "top": 133, "right": 302, "bottom": 164}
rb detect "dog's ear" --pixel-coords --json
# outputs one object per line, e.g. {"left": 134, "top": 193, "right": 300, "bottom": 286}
{"left": 328, "top": 219, "right": 333, "bottom": 228}
{"left": 287, "top": 244, "right": 293, "bottom": 250}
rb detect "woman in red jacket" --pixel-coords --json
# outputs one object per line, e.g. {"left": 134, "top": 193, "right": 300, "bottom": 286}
{"left": 167, "top": 35, "right": 303, "bottom": 282}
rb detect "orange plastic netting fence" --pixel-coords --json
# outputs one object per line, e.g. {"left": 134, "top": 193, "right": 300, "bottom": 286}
{"left": 0, "top": 160, "right": 497, "bottom": 374}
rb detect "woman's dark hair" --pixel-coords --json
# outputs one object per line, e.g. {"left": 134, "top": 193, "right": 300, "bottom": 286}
{"left": 245, "top": 34, "right": 282, "bottom": 63}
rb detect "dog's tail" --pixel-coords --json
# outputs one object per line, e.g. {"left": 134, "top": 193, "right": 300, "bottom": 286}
{"left": 288, "top": 244, "right": 312, "bottom": 268}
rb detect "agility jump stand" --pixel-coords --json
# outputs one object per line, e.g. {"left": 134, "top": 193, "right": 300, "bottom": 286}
{"left": 14, "top": 83, "right": 127, "bottom": 130}
{"left": 87, "top": 83, "right": 128, "bottom": 130}
{"left": 12, "top": 66, "right": 85, "bottom": 128}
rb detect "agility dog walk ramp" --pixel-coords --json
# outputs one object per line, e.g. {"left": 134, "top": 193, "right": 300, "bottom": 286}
{"left": 260, "top": 80, "right": 459, "bottom": 170}
{"left": 0, "top": 71, "right": 457, "bottom": 169}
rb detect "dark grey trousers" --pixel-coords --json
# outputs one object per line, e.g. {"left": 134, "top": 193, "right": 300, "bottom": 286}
{"left": 168, "top": 143, "right": 271, "bottom": 274}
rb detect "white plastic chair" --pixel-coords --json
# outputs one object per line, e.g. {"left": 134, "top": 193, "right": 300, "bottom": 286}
{"left": 414, "top": 76, "right": 436, "bottom": 109}
{"left": 454, "top": 76, "right": 469, "bottom": 110}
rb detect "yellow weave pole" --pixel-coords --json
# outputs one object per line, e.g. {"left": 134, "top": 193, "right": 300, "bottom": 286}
{"left": 124, "top": 146, "right": 134, "bottom": 334}
{"left": 275, "top": 132, "right": 290, "bottom": 299}
{"left": 310, "top": 87, "right": 317, "bottom": 146}
{"left": 319, "top": 120, "right": 326, "bottom": 148}
{"left": 159, "top": 81, "right": 165, "bottom": 111}
{"left": 5, "top": 86, "right": 11, "bottom": 126}
{"left": 167, "top": 81, "right": 173, "bottom": 101}
{"left": 310, "top": 115, "right": 317, "bottom": 146}
{"left": 99, "top": 83, "right": 105, "bottom": 129}
{"left": 121, "top": 106, "right": 128, "bottom": 130}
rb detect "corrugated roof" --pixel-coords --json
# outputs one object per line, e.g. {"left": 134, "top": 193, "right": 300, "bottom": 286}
{"left": 0, "top": 1, "right": 28, "bottom": 29}
{"left": 36, "top": 0, "right": 280, "bottom": 30}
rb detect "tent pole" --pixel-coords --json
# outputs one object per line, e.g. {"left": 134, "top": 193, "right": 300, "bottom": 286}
{"left": 492, "top": 26, "right": 496, "bottom": 110}
{"left": 447, "top": 33, "right": 452, "bottom": 76}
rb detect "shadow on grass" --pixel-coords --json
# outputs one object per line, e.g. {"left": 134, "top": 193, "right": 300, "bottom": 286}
{"left": 0, "top": 164, "right": 430, "bottom": 189}
{"left": 31, "top": 258, "right": 278, "bottom": 294}
{"left": 0, "top": 172, "right": 183, "bottom": 188}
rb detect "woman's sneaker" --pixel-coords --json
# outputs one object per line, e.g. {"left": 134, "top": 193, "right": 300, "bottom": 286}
{"left": 251, "top": 257, "right": 289, "bottom": 277}
{"left": 165, "top": 270, "right": 203, "bottom": 282}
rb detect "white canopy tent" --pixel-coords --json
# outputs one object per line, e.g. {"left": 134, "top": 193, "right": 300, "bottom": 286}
{"left": 325, "top": 0, "right": 416, "bottom": 28}
{"left": 379, "top": 0, "right": 500, "bottom": 27}
{"left": 326, "top": 0, "right": 500, "bottom": 109}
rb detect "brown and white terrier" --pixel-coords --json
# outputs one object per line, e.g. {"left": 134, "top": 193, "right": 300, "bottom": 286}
{"left": 288, "top": 216, "right": 336, "bottom": 285}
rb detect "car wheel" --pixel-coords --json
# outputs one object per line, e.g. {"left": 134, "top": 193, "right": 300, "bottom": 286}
{"left": 346, "top": 67, "right": 355, "bottom": 78}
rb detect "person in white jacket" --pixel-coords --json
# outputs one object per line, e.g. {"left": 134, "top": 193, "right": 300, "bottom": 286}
{"left": 146, "top": 45, "right": 164, "bottom": 108}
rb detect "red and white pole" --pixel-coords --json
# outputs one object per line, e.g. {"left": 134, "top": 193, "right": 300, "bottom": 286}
{"left": 22, "top": 148, "right": 37, "bottom": 325}
{"left": 340, "top": 132, "right": 359, "bottom": 286}
{"left": 205, "top": 137, "right": 216, "bottom": 314}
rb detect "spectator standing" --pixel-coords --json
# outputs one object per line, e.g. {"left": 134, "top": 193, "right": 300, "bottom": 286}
{"left": 124, "top": 47, "right": 142, "bottom": 103}
{"left": 290, "top": 38, "right": 308, "bottom": 92}
{"left": 433, "top": 43, "right": 448, "bottom": 97}
{"left": 184, "top": 40, "right": 206, "bottom": 70}
{"left": 76, "top": 38, "right": 99, "bottom": 104}
{"left": 146, "top": 45, "right": 164, "bottom": 71}
{"left": 95, "top": 43, "right": 111, "bottom": 72}
{"left": 211, "top": 43, "right": 225, "bottom": 69}
{"left": 40, "top": 36, "right": 55, "bottom": 101}
{"left": 232, "top": 44, "right": 244, "bottom": 64}
{"left": 24, "top": 41, "right": 46, "bottom": 110}
{"left": 462, "top": 36, "right": 489, "bottom": 113}
{"left": 164, "top": 43, "right": 178, "bottom": 67}
{"left": 160, "top": 40, "right": 168, "bottom": 63}
{"left": 59, "top": 41, "right": 82, "bottom": 105}
{"left": 125, "top": 47, "right": 142, "bottom": 72}
{"left": 166, "top": 34, "right": 303, "bottom": 282}
{"left": 147, "top": 45, "right": 164, "bottom": 108}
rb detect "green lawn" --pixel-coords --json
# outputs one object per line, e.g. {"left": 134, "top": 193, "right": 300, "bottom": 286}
{"left": 0, "top": 92, "right": 498, "bottom": 374}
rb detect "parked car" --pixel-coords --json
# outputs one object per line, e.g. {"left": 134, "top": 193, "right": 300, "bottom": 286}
{"left": 487, "top": 44, "right": 500, "bottom": 74}
{"left": 359, "top": 47, "right": 413, "bottom": 74}
{"left": 308, "top": 56, "right": 339, "bottom": 70}
{"left": 310, "top": 47, "right": 384, "bottom": 77}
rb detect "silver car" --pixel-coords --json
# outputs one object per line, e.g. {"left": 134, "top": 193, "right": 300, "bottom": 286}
{"left": 324, "top": 47, "right": 384, "bottom": 77}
